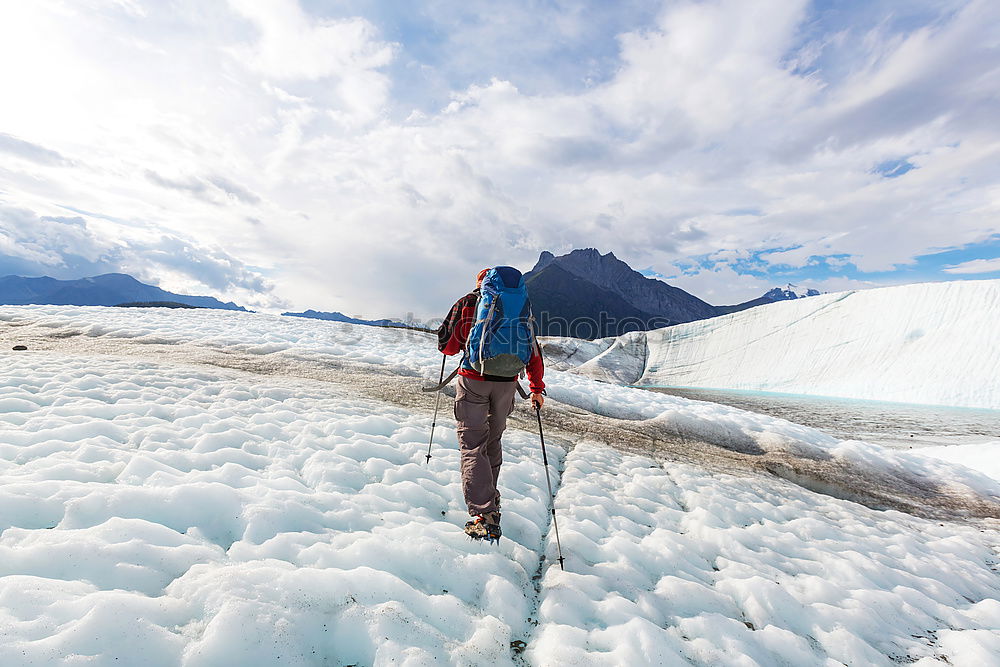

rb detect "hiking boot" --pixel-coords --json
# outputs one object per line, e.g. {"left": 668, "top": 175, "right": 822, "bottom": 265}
{"left": 464, "top": 511, "right": 502, "bottom": 542}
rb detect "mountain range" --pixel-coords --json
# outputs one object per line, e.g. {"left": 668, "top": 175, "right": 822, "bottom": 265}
{"left": 282, "top": 309, "right": 414, "bottom": 328}
{"left": 0, "top": 274, "right": 247, "bottom": 311}
{"left": 0, "top": 253, "right": 819, "bottom": 339}
{"left": 524, "top": 249, "right": 818, "bottom": 338}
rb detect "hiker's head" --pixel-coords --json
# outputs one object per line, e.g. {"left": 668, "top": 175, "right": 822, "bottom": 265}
{"left": 476, "top": 268, "right": 489, "bottom": 287}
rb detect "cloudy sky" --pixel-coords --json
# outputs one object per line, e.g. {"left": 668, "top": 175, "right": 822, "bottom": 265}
{"left": 1, "top": 0, "right": 998, "bottom": 318}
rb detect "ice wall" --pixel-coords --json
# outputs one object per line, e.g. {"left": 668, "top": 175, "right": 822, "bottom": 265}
{"left": 555, "top": 280, "right": 1000, "bottom": 409}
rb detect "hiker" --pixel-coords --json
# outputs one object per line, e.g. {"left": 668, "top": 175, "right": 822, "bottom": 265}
{"left": 437, "top": 266, "right": 545, "bottom": 541}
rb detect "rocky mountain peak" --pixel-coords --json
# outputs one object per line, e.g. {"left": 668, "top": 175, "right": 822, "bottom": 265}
{"left": 532, "top": 251, "right": 556, "bottom": 272}
{"left": 524, "top": 248, "right": 719, "bottom": 337}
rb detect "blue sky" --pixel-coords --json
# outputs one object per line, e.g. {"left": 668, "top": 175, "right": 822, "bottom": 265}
{"left": 663, "top": 233, "right": 1000, "bottom": 297}
{"left": 0, "top": 0, "right": 998, "bottom": 316}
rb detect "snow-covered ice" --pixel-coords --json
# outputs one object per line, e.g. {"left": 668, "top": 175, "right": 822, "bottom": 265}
{"left": 4, "top": 305, "right": 996, "bottom": 511}
{"left": 531, "top": 444, "right": 1000, "bottom": 666}
{"left": 545, "top": 371, "right": 1000, "bottom": 511}
{"left": 918, "top": 442, "right": 1000, "bottom": 483}
{"left": 544, "top": 279, "right": 1000, "bottom": 410}
{"left": 1, "top": 305, "right": 998, "bottom": 665}
{"left": 0, "top": 353, "right": 560, "bottom": 665}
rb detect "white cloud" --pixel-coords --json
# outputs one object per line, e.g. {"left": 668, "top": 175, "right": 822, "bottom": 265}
{"left": 662, "top": 264, "right": 777, "bottom": 306}
{"left": 227, "top": 0, "right": 394, "bottom": 125}
{"left": 603, "top": 0, "right": 816, "bottom": 137}
{"left": 759, "top": 234, "right": 851, "bottom": 268}
{"left": 664, "top": 262, "right": 883, "bottom": 304}
{"left": 227, "top": 0, "right": 394, "bottom": 79}
{"left": 0, "top": 133, "right": 70, "bottom": 166}
{"left": 1, "top": 0, "right": 998, "bottom": 314}
{"left": 942, "top": 257, "right": 1000, "bottom": 274}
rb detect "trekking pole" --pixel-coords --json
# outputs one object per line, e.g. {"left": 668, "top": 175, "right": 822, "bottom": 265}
{"left": 535, "top": 403, "right": 565, "bottom": 570}
{"left": 424, "top": 354, "right": 447, "bottom": 464}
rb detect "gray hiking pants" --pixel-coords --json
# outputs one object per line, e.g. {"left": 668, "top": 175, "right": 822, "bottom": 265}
{"left": 455, "top": 375, "right": 516, "bottom": 516}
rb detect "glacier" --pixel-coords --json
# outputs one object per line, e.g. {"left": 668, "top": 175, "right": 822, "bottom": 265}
{"left": 544, "top": 279, "right": 1000, "bottom": 410}
{"left": 0, "top": 304, "right": 998, "bottom": 665}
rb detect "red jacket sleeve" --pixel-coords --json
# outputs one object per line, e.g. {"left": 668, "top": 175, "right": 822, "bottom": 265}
{"left": 526, "top": 343, "right": 545, "bottom": 393}
{"left": 437, "top": 292, "right": 477, "bottom": 356}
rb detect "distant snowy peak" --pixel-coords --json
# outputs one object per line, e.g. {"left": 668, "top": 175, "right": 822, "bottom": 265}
{"left": 764, "top": 285, "right": 822, "bottom": 301}
{"left": 714, "top": 285, "right": 823, "bottom": 316}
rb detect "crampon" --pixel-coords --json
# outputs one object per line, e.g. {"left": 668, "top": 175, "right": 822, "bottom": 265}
{"left": 464, "top": 512, "right": 502, "bottom": 544}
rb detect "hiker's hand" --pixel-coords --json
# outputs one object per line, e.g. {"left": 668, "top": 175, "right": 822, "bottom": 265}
{"left": 531, "top": 393, "right": 544, "bottom": 410}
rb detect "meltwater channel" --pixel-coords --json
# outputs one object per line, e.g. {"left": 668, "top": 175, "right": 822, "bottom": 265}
{"left": 647, "top": 387, "right": 1000, "bottom": 450}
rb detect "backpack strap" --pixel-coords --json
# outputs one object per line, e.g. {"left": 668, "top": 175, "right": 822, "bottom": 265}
{"left": 421, "top": 366, "right": 461, "bottom": 392}
{"left": 527, "top": 308, "right": 540, "bottom": 355}
{"left": 475, "top": 296, "right": 498, "bottom": 374}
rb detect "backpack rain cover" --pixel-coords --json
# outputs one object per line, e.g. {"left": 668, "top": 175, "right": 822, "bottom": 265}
{"left": 463, "top": 266, "right": 535, "bottom": 377}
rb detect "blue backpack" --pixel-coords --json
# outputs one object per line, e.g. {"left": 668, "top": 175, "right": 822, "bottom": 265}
{"left": 463, "top": 266, "right": 536, "bottom": 377}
